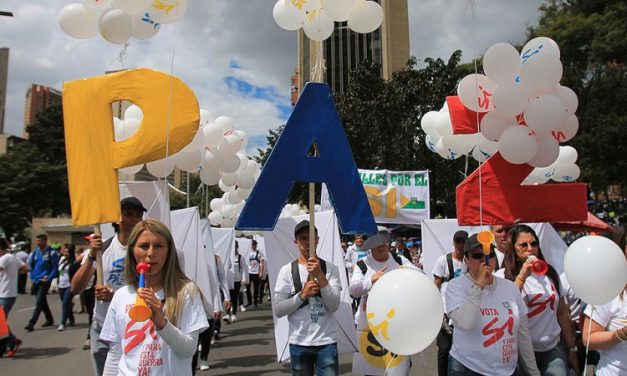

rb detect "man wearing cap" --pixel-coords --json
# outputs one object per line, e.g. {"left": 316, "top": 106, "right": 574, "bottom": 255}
{"left": 274, "top": 220, "right": 342, "bottom": 375}
{"left": 431, "top": 229, "right": 468, "bottom": 376}
{"left": 24, "top": 234, "right": 59, "bottom": 332}
{"left": 349, "top": 228, "right": 418, "bottom": 375}
{"left": 71, "top": 196, "right": 146, "bottom": 376}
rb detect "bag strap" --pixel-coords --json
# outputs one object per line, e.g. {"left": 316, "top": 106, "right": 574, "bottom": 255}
{"left": 292, "top": 259, "right": 327, "bottom": 309}
{"left": 357, "top": 260, "right": 367, "bottom": 276}
{"left": 391, "top": 252, "right": 403, "bottom": 266}
{"left": 445, "top": 253, "right": 455, "bottom": 282}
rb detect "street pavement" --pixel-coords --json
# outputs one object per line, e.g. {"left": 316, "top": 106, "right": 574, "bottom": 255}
{"left": 2, "top": 291, "right": 438, "bottom": 375}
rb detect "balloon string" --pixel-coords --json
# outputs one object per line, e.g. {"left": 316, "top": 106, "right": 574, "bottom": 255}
{"left": 582, "top": 305, "right": 594, "bottom": 376}
{"left": 384, "top": 353, "right": 397, "bottom": 375}
{"left": 110, "top": 41, "right": 130, "bottom": 70}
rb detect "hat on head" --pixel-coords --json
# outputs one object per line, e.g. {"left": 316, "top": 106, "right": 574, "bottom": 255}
{"left": 362, "top": 230, "right": 391, "bottom": 251}
{"left": 121, "top": 196, "right": 147, "bottom": 212}
{"left": 294, "top": 220, "right": 318, "bottom": 237}
{"left": 405, "top": 241, "right": 413, "bottom": 248}
{"left": 464, "top": 233, "right": 496, "bottom": 254}
{"left": 453, "top": 230, "right": 469, "bottom": 242}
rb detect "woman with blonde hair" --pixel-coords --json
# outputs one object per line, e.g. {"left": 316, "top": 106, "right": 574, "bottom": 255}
{"left": 582, "top": 225, "right": 627, "bottom": 376}
{"left": 101, "top": 219, "right": 208, "bottom": 375}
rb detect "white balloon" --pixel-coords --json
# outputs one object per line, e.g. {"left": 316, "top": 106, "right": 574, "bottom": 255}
{"left": 99, "top": 9, "right": 132, "bottom": 45}
{"left": 499, "top": 126, "right": 539, "bottom": 164}
{"left": 521, "top": 37, "right": 560, "bottom": 63}
{"left": 219, "top": 134, "right": 243, "bottom": 155}
{"left": 221, "top": 172, "right": 237, "bottom": 187}
{"left": 131, "top": 11, "right": 160, "bottom": 40}
{"left": 523, "top": 168, "right": 550, "bottom": 185}
{"left": 113, "top": 0, "right": 150, "bottom": 15}
{"left": 420, "top": 111, "right": 440, "bottom": 138}
{"left": 83, "top": 0, "right": 112, "bottom": 10}
{"left": 348, "top": 0, "right": 384, "bottom": 34}
{"left": 226, "top": 191, "right": 243, "bottom": 205}
{"left": 273, "top": 0, "right": 306, "bottom": 31}
{"left": 59, "top": 3, "right": 99, "bottom": 39}
{"left": 425, "top": 134, "right": 439, "bottom": 153}
{"left": 434, "top": 111, "right": 453, "bottom": 137}
{"left": 457, "top": 74, "right": 497, "bottom": 113}
{"left": 218, "top": 180, "right": 234, "bottom": 194}
{"left": 117, "top": 118, "right": 141, "bottom": 141}
{"left": 199, "top": 167, "right": 220, "bottom": 186}
{"left": 203, "top": 150, "right": 223, "bottom": 171}
{"left": 146, "top": 158, "right": 174, "bottom": 178}
{"left": 558, "top": 146, "right": 578, "bottom": 165}
{"left": 551, "top": 114, "right": 579, "bottom": 143}
{"left": 236, "top": 170, "right": 256, "bottom": 190}
{"left": 124, "top": 104, "right": 143, "bottom": 120}
{"left": 247, "top": 160, "right": 260, "bottom": 174}
{"left": 286, "top": 0, "right": 319, "bottom": 12}
{"left": 210, "top": 198, "right": 225, "bottom": 212}
{"left": 472, "top": 135, "right": 499, "bottom": 162}
{"left": 214, "top": 116, "right": 234, "bottom": 134}
{"left": 236, "top": 187, "right": 252, "bottom": 201}
{"left": 483, "top": 43, "right": 521, "bottom": 85}
{"left": 174, "top": 150, "right": 202, "bottom": 172}
{"left": 480, "top": 111, "right": 519, "bottom": 142}
{"left": 233, "top": 130, "right": 249, "bottom": 150}
{"left": 552, "top": 163, "right": 580, "bottom": 183}
{"left": 492, "top": 82, "right": 528, "bottom": 117}
{"left": 322, "top": 0, "right": 356, "bottom": 22}
{"left": 181, "top": 126, "right": 204, "bottom": 152}
{"left": 221, "top": 204, "right": 236, "bottom": 218}
{"left": 119, "top": 164, "right": 144, "bottom": 175}
{"left": 441, "top": 135, "right": 474, "bottom": 156}
{"left": 528, "top": 136, "right": 559, "bottom": 168}
{"left": 366, "top": 269, "right": 443, "bottom": 355}
{"left": 235, "top": 153, "right": 249, "bottom": 171}
{"left": 208, "top": 211, "right": 222, "bottom": 226}
{"left": 203, "top": 123, "right": 224, "bottom": 149}
{"left": 435, "top": 138, "right": 457, "bottom": 160}
{"left": 220, "top": 153, "right": 241, "bottom": 174}
{"left": 520, "top": 55, "right": 563, "bottom": 97}
{"left": 149, "top": 0, "right": 187, "bottom": 24}
{"left": 564, "top": 236, "right": 627, "bottom": 306}
{"left": 303, "top": 10, "right": 334, "bottom": 41}
{"left": 199, "top": 109, "right": 213, "bottom": 126}
{"left": 553, "top": 85, "right": 578, "bottom": 114}
{"left": 524, "top": 95, "right": 566, "bottom": 134}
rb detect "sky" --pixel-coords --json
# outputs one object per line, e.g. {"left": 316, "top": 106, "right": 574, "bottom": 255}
{"left": 0, "top": 0, "right": 545, "bottom": 156}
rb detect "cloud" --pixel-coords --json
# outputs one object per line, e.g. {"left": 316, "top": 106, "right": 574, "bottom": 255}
{"left": 0, "top": 0, "right": 544, "bottom": 157}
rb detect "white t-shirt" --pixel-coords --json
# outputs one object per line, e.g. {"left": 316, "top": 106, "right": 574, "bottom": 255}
{"left": 0, "top": 253, "right": 23, "bottom": 298}
{"left": 349, "top": 254, "right": 420, "bottom": 330}
{"left": 432, "top": 252, "right": 467, "bottom": 307}
{"left": 446, "top": 274, "right": 528, "bottom": 376}
{"left": 58, "top": 256, "right": 71, "bottom": 289}
{"left": 274, "top": 260, "right": 341, "bottom": 346}
{"left": 584, "top": 295, "right": 627, "bottom": 376}
{"left": 248, "top": 250, "right": 263, "bottom": 275}
{"left": 495, "top": 269, "right": 564, "bottom": 351}
{"left": 100, "top": 284, "right": 208, "bottom": 376}
{"left": 82, "top": 235, "right": 127, "bottom": 326}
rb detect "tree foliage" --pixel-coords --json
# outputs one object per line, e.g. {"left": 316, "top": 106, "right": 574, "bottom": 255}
{"left": 529, "top": 0, "right": 627, "bottom": 194}
{"left": 0, "top": 104, "right": 70, "bottom": 237}
{"left": 170, "top": 172, "right": 223, "bottom": 217}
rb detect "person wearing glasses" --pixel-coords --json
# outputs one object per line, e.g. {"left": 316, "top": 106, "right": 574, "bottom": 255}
{"left": 497, "top": 224, "right": 579, "bottom": 375}
{"left": 445, "top": 233, "right": 540, "bottom": 375}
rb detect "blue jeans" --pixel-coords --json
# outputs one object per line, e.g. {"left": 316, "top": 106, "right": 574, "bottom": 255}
{"left": 534, "top": 345, "right": 568, "bottom": 376}
{"left": 58, "top": 287, "right": 75, "bottom": 326}
{"left": 0, "top": 297, "right": 17, "bottom": 347}
{"left": 289, "top": 343, "right": 338, "bottom": 376}
{"left": 448, "top": 356, "right": 485, "bottom": 376}
{"left": 28, "top": 281, "right": 53, "bottom": 326}
{"left": 90, "top": 321, "right": 109, "bottom": 376}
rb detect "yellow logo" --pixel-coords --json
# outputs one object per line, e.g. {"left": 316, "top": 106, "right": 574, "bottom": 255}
{"left": 358, "top": 329, "right": 404, "bottom": 369}
{"left": 152, "top": 0, "right": 178, "bottom": 14}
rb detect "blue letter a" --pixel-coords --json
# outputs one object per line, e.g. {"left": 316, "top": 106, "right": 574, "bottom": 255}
{"left": 236, "top": 83, "right": 376, "bottom": 235}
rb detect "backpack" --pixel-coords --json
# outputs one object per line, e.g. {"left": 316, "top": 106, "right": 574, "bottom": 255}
{"left": 442, "top": 253, "right": 457, "bottom": 283}
{"left": 356, "top": 252, "right": 402, "bottom": 276}
{"left": 291, "top": 259, "right": 327, "bottom": 309}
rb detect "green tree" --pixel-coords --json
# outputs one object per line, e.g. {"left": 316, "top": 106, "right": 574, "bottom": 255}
{"left": 529, "top": 0, "right": 627, "bottom": 195}
{"left": 169, "top": 173, "right": 223, "bottom": 217}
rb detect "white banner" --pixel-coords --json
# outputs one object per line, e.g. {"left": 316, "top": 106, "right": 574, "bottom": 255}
{"left": 321, "top": 169, "right": 430, "bottom": 224}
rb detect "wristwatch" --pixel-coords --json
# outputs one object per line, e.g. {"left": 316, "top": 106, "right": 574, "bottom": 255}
{"left": 87, "top": 255, "right": 97, "bottom": 263}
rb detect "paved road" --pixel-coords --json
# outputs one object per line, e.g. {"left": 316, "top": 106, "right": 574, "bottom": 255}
{"left": 2, "top": 292, "right": 438, "bottom": 375}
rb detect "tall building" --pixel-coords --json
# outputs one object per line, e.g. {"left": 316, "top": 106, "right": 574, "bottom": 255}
{"left": 0, "top": 48, "right": 8, "bottom": 134}
{"left": 297, "top": 0, "right": 410, "bottom": 94}
{"left": 23, "top": 84, "right": 62, "bottom": 137}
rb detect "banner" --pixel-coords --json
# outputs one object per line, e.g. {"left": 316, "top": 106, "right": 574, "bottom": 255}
{"left": 322, "top": 170, "right": 430, "bottom": 224}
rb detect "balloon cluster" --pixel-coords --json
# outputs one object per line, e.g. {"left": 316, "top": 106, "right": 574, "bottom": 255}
{"left": 59, "top": 0, "right": 188, "bottom": 44}
{"left": 421, "top": 37, "right": 581, "bottom": 184}
{"left": 273, "top": 0, "right": 383, "bottom": 41}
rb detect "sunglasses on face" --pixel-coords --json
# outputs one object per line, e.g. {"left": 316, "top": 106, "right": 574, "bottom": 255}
{"left": 468, "top": 252, "right": 497, "bottom": 260}
{"left": 516, "top": 241, "right": 539, "bottom": 249}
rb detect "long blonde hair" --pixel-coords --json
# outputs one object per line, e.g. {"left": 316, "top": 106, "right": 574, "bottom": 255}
{"left": 125, "top": 219, "right": 199, "bottom": 326}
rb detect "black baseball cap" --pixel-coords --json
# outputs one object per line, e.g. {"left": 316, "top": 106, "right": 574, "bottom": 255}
{"left": 121, "top": 196, "right": 147, "bottom": 212}
{"left": 294, "top": 220, "right": 318, "bottom": 237}
{"left": 464, "top": 233, "right": 496, "bottom": 254}
{"left": 453, "top": 230, "right": 469, "bottom": 242}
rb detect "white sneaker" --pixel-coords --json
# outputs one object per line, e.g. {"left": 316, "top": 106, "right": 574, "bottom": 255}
{"left": 57, "top": 325, "right": 65, "bottom": 331}
{"left": 240, "top": 305, "right": 247, "bottom": 312}
{"left": 199, "top": 360, "right": 209, "bottom": 371}
{"left": 230, "top": 314, "right": 237, "bottom": 322}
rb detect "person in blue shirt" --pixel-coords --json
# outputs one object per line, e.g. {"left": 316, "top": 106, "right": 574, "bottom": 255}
{"left": 24, "top": 234, "right": 59, "bottom": 332}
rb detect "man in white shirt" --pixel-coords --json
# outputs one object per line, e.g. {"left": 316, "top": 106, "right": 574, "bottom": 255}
{"left": 0, "top": 238, "right": 28, "bottom": 357}
{"left": 71, "top": 197, "right": 146, "bottom": 376}
{"left": 247, "top": 240, "right": 265, "bottom": 308}
{"left": 274, "top": 220, "right": 342, "bottom": 375}
{"left": 432, "top": 230, "right": 467, "bottom": 376}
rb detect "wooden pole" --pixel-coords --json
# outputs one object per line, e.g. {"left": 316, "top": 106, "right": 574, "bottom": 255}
{"left": 93, "top": 224, "right": 104, "bottom": 286}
